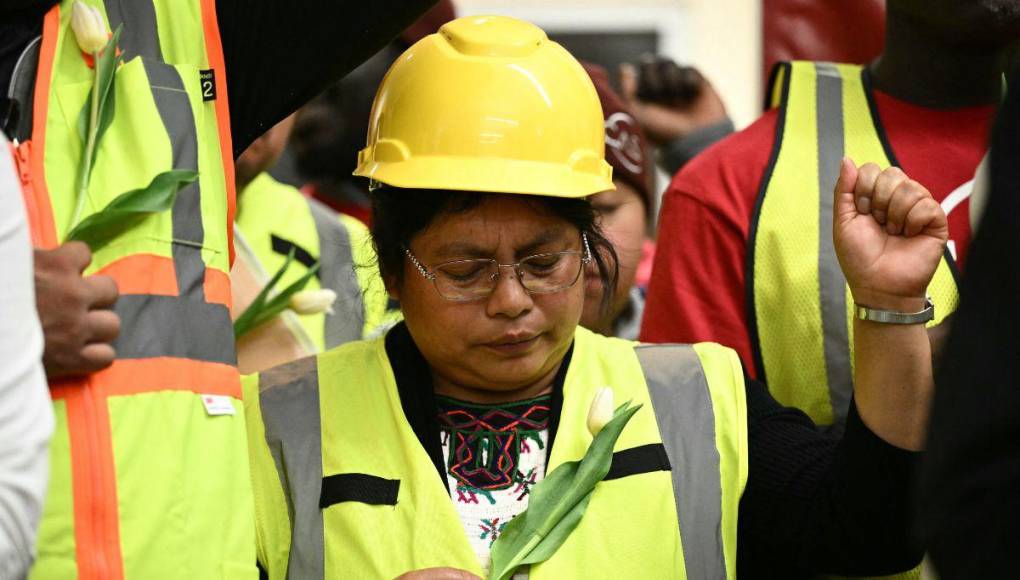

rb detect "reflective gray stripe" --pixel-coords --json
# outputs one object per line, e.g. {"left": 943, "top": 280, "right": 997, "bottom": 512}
{"left": 258, "top": 357, "right": 325, "bottom": 580}
{"left": 635, "top": 344, "right": 726, "bottom": 580}
{"left": 106, "top": 0, "right": 162, "bottom": 63}
{"left": 814, "top": 62, "right": 853, "bottom": 425}
{"left": 112, "top": 295, "right": 235, "bottom": 363}
{"left": 308, "top": 198, "right": 365, "bottom": 348}
{"left": 143, "top": 59, "right": 207, "bottom": 298}
{"left": 105, "top": 1, "right": 236, "bottom": 363}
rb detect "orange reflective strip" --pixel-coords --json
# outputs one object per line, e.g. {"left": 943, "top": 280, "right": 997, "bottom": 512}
{"left": 205, "top": 266, "right": 231, "bottom": 307}
{"left": 50, "top": 377, "right": 124, "bottom": 580}
{"left": 51, "top": 360, "right": 241, "bottom": 402}
{"left": 9, "top": 142, "right": 44, "bottom": 247}
{"left": 27, "top": 6, "right": 60, "bottom": 249}
{"left": 200, "top": 0, "right": 236, "bottom": 267}
{"left": 91, "top": 357, "right": 241, "bottom": 399}
{"left": 95, "top": 254, "right": 231, "bottom": 305}
{"left": 97, "top": 254, "right": 179, "bottom": 296}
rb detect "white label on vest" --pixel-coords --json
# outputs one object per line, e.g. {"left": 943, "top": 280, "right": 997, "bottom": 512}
{"left": 201, "top": 394, "right": 236, "bottom": 416}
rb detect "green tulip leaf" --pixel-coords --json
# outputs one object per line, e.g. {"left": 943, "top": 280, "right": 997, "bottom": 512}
{"left": 242, "top": 265, "right": 320, "bottom": 333}
{"left": 233, "top": 250, "right": 321, "bottom": 339}
{"left": 487, "top": 401, "right": 643, "bottom": 580}
{"left": 66, "top": 169, "right": 197, "bottom": 251}
{"left": 233, "top": 248, "right": 296, "bottom": 338}
{"left": 77, "top": 25, "right": 123, "bottom": 170}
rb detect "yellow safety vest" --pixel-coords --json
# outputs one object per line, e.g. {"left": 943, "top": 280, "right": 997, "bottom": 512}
{"left": 244, "top": 326, "right": 748, "bottom": 579}
{"left": 13, "top": 2, "right": 256, "bottom": 579}
{"left": 749, "top": 61, "right": 959, "bottom": 427}
{"left": 235, "top": 172, "right": 393, "bottom": 350}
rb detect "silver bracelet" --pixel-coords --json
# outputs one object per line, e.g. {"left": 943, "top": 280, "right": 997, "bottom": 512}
{"left": 854, "top": 297, "right": 934, "bottom": 325}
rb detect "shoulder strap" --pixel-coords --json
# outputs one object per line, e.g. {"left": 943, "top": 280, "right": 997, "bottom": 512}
{"left": 635, "top": 343, "right": 728, "bottom": 580}
{"left": 256, "top": 355, "right": 326, "bottom": 580}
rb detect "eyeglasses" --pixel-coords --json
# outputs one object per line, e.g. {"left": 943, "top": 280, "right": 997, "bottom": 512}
{"left": 405, "top": 234, "right": 592, "bottom": 302}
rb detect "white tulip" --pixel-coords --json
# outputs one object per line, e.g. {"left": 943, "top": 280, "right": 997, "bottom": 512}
{"left": 71, "top": 1, "right": 108, "bottom": 54}
{"left": 586, "top": 387, "right": 614, "bottom": 436}
{"left": 289, "top": 289, "right": 337, "bottom": 315}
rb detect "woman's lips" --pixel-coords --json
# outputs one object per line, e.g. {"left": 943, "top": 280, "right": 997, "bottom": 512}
{"left": 482, "top": 333, "right": 542, "bottom": 356}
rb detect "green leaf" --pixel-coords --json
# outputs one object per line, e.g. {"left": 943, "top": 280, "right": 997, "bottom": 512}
{"left": 233, "top": 248, "right": 296, "bottom": 338}
{"left": 487, "top": 401, "right": 643, "bottom": 580}
{"left": 66, "top": 169, "right": 197, "bottom": 251}
{"left": 233, "top": 251, "right": 322, "bottom": 339}
{"left": 239, "top": 265, "right": 320, "bottom": 336}
{"left": 257, "top": 263, "right": 321, "bottom": 315}
{"left": 77, "top": 25, "right": 123, "bottom": 169}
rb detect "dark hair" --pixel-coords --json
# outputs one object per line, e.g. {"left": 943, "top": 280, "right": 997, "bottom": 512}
{"left": 370, "top": 186, "right": 620, "bottom": 314}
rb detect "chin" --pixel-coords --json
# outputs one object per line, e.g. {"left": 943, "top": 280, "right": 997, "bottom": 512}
{"left": 466, "top": 343, "right": 557, "bottom": 390}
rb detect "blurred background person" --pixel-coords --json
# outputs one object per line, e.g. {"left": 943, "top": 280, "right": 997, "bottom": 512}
{"left": 580, "top": 63, "right": 655, "bottom": 339}
{"left": 231, "top": 116, "right": 392, "bottom": 374}
{"left": 920, "top": 62, "right": 1020, "bottom": 580}
{"left": 288, "top": 1, "right": 458, "bottom": 226}
{"left": 642, "top": 4, "right": 1017, "bottom": 576}
{"left": 618, "top": 56, "right": 733, "bottom": 177}
{"left": 0, "top": 136, "right": 52, "bottom": 580}
{"left": 642, "top": 0, "right": 1015, "bottom": 430}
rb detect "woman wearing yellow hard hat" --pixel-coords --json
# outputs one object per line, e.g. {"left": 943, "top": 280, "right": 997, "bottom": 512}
{"left": 244, "top": 15, "right": 942, "bottom": 579}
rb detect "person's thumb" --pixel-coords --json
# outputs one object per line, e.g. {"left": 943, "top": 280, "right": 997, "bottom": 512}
{"left": 618, "top": 63, "right": 639, "bottom": 103}
{"left": 833, "top": 156, "right": 860, "bottom": 225}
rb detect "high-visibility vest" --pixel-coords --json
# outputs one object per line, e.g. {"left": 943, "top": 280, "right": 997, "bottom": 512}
{"left": 234, "top": 172, "right": 393, "bottom": 351}
{"left": 244, "top": 326, "right": 748, "bottom": 579}
{"left": 748, "top": 61, "right": 959, "bottom": 428}
{"left": 12, "top": 2, "right": 256, "bottom": 579}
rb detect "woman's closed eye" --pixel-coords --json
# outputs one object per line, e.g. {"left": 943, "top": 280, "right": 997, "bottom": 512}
{"left": 522, "top": 254, "right": 564, "bottom": 277}
{"left": 438, "top": 261, "right": 490, "bottom": 284}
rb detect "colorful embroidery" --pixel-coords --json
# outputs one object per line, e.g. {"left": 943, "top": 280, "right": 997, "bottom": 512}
{"left": 456, "top": 482, "right": 497, "bottom": 506}
{"left": 437, "top": 395, "right": 550, "bottom": 491}
{"left": 439, "top": 394, "right": 551, "bottom": 575}
{"left": 514, "top": 467, "right": 538, "bottom": 501}
{"left": 479, "top": 518, "right": 508, "bottom": 545}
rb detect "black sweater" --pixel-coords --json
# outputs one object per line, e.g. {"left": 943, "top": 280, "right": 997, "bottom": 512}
{"left": 386, "top": 322, "right": 923, "bottom": 578}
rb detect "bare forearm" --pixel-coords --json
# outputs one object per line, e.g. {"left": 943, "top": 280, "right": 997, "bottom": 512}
{"left": 853, "top": 307, "right": 933, "bottom": 451}
{"left": 835, "top": 158, "right": 947, "bottom": 452}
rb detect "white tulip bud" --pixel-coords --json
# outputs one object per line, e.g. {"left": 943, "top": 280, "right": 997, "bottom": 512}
{"left": 71, "top": 1, "right": 108, "bottom": 54}
{"left": 289, "top": 289, "right": 337, "bottom": 315}
{"left": 586, "top": 387, "right": 614, "bottom": 437}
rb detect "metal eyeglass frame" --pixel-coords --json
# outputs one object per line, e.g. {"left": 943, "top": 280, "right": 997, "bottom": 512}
{"left": 404, "top": 233, "right": 593, "bottom": 302}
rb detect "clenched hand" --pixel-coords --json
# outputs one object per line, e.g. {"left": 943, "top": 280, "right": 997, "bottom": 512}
{"left": 34, "top": 241, "right": 120, "bottom": 379}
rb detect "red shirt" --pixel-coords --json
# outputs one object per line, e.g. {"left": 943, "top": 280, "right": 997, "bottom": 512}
{"left": 640, "top": 89, "right": 995, "bottom": 375}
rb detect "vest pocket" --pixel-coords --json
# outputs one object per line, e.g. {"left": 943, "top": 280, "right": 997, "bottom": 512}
{"left": 604, "top": 443, "right": 672, "bottom": 481}
{"left": 319, "top": 473, "right": 400, "bottom": 508}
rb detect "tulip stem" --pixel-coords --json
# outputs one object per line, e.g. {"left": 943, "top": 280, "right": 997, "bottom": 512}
{"left": 70, "top": 51, "right": 101, "bottom": 232}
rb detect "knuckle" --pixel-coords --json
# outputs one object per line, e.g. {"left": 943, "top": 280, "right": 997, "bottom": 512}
{"left": 65, "top": 241, "right": 92, "bottom": 265}
{"left": 69, "top": 283, "right": 91, "bottom": 306}
{"left": 859, "top": 162, "right": 883, "bottom": 176}
{"left": 907, "top": 179, "right": 931, "bottom": 198}
{"left": 883, "top": 166, "right": 906, "bottom": 179}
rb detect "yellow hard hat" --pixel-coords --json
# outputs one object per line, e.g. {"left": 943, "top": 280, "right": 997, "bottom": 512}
{"left": 354, "top": 15, "right": 614, "bottom": 198}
